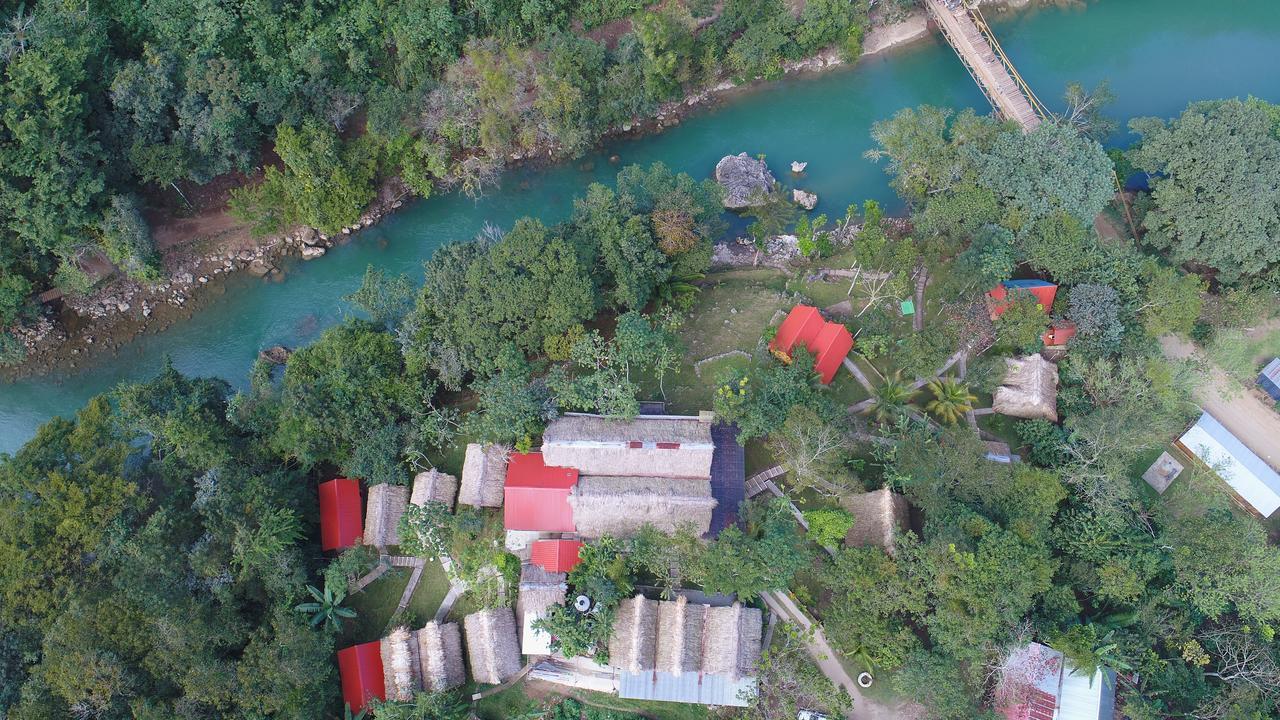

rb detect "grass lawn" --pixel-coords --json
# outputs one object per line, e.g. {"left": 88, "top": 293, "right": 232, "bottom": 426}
{"left": 339, "top": 556, "right": 452, "bottom": 646}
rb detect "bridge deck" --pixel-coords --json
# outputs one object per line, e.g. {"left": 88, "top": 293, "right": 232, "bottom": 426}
{"left": 925, "top": 0, "right": 1041, "bottom": 132}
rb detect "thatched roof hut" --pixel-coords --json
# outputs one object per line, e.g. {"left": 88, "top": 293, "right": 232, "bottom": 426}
{"left": 610, "top": 595, "right": 659, "bottom": 672}
{"left": 459, "top": 443, "right": 508, "bottom": 508}
{"left": 841, "top": 487, "right": 910, "bottom": 556}
{"left": 568, "top": 476, "right": 716, "bottom": 539}
{"left": 542, "top": 414, "right": 715, "bottom": 479}
{"left": 364, "top": 483, "right": 409, "bottom": 548}
{"left": 463, "top": 607, "right": 522, "bottom": 685}
{"left": 380, "top": 626, "right": 420, "bottom": 701}
{"left": 416, "top": 621, "right": 465, "bottom": 692}
{"left": 703, "top": 603, "right": 762, "bottom": 680}
{"left": 656, "top": 596, "right": 705, "bottom": 675}
{"left": 993, "top": 353, "right": 1059, "bottom": 422}
{"left": 411, "top": 469, "right": 458, "bottom": 509}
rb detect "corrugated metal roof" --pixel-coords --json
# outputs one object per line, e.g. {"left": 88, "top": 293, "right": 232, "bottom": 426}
{"left": 618, "top": 670, "right": 756, "bottom": 707}
{"left": 1058, "top": 669, "right": 1114, "bottom": 720}
{"left": 318, "top": 478, "right": 363, "bottom": 551}
{"left": 337, "top": 641, "right": 385, "bottom": 713}
{"left": 1179, "top": 411, "right": 1280, "bottom": 517}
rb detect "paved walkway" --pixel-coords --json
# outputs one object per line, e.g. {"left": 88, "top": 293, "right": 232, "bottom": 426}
{"left": 1161, "top": 334, "right": 1280, "bottom": 470}
{"left": 761, "top": 591, "right": 921, "bottom": 720}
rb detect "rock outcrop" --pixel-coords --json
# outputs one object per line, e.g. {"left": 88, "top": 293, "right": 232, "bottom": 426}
{"left": 793, "top": 189, "right": 818, "bottom": 210}
{"left": 715, "top": 153, "right": 776, "bottom": 210}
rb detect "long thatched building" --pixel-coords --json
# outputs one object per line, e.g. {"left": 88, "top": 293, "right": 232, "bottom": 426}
{"left": 609, "top": 595, "right": 762, "bottom": 707}
{"left": 380, "top": 626, "right": 420, "bottom": 701}
{"left": 411, "top": 469, "right": 458, "bottom": 509}
{"left": 993, "top": 353, "right": 1059, "bottom": 422}
{"left": 460, "top": 443, "right": 509, "bottom": 508}
{"left": 568, "top": 475, "right": 717, "bottom": 538}
{"left": 464, "top": 607, "right": 522, "bottom": 685}
{"left": 416, "top": 621, "right": 466, "bottom": 692}
{"left": 541, "top": 414, "right": 716, "bottom": 478}
{"left": 364, "top": 483, "right": 409, "bottom": 548}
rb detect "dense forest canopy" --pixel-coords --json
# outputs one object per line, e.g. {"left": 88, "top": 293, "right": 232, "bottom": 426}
{"left": 0, "top": 0, "right": 872, "bottom": 338}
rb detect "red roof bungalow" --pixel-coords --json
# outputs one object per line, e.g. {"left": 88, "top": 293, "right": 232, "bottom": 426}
{"left": 504, "top": 452, "right": 578, "bottom": 532}
{"left": 988, "top": 280, "right": 1058, "bottom": 319}
{"left": 318, "top": 478, "right": 363, "bottom": 551}
{"left": 769, "top": 305, "right": 854, "bottom": 384}
{"left": 1042, "top": 321, "right": 1077, "bottom": 348}
{"left": 531, "top": 539, "right": 584, "bottom": 573}
{"left": 337, "top": 641, "right": 385, "bottom": 713}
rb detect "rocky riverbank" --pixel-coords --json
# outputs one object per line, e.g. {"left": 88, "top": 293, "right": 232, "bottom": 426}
{"left": 2, "top": 10, "right": 934, "bottom": 380}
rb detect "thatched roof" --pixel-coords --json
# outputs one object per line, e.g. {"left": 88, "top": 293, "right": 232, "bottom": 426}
{"left": 656, "top": 596, "right": 705, "bottom": 675}
{"left": 841, "top": 487, "right": 910, "bottom": 556}
{"left": 463, "top": 607, "right": 522, "bottom": 685}
{"left": 542, "top": 414, "right": 715, "bottom": 479}
{"left": 568, "top": 476, "right": 716, "bottom": 539}
{"left": 364, "top": 483, "right": 409, "bottom": 548}
{"left": 380, "top": 626, "right": 420, "bottom": 701}
{"left": 459, "top": 443, "right": 508, "bottom": 508}
{"left": 610, "top": 597, "right": 762, "bottom": 680}
{"left": 993, "top": 354, "right": 1059, "bottom": 422}
{"left": 411, "top": 469, "right": 458, "bottom": 509}
{"left": 610, "top": 595, "right": 659, "bottom": 672}
{"left": 516, "top": 563, "right": 567, "bottom": 628}
{"left": 417, "top": 621, "right": 465, "bottom": 692}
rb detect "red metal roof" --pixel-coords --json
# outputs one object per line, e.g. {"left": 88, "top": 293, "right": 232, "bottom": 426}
{"left": 1042, "top": 321, "right": 1077, "bottom": 347}
{"left": 337, "top": 641, "right": 385, "bottom": 713}
{"left": 988, "top": 280, "right": 1058, "bottom": 319}
{"left": 504, "top": 453, "right": 578, "bottom": 532}
{"left": 999, "top": 689, "right": 1058, "bottom": 720}
{"left": 318, "top": 478, "right": 363, "bottom": 551}
{"left": 531, "top": 539, "right": 584, "bottom": 573}
{"left": 769, "top": 305, "right": 854, "bottom": 384}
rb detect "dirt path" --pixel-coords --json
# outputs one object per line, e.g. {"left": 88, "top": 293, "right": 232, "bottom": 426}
{"left": 1160, "top": 334, "right": 1280, "bottom": 471}
{"left": 761, "top": 591, "right": 922, "bottom": 720}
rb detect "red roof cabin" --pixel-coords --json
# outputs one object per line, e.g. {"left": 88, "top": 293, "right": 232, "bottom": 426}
{"left": 337, "top": 641, "right": 385, "bottom": 713}
{"left": 530, "top": 539, "right": 584, "bottom": 573}
{"left": 770, "top": 305, "right": 854, "bottom": 384}
{"left": 1042, "top": 321, "right": 1077, "bottom": 348}
{"left": 988, "top": 280, "right": 1058, "bottom": 319}
{"left": 318, "top": 478, "right": 363, "bottom": 551}
{"left": 503, "top": 452, "right": 578, "bottom": 532}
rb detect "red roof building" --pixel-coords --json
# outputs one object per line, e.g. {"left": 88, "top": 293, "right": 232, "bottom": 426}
{"left": 988, "top": 280, "right": 1058, "bottom": 319}
{"left": 318, "top": 478, "right": 363, "bottom": 551}
{"left": 337, "top": 641, "right": 385, "bottom": 713}
{"left": 769, "top": 305, "right": 854, "bottom": 384}
{"left": 1042, "top": 321, "right": 1077, "bottom": 347}
{"left": 504, "top": 452, "right": 578, "bottom": 532}
{"left": 530, "top": 539, "right": 584, "bottom": 573}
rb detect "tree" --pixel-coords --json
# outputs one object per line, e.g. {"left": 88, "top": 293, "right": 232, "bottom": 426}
{"left": 1129, "top": 98, "right": 1280, "bottom": 283}
{"left": 742, "top": 624, "right": 854, "bottom": 720}
{"left": 863, "top": 370, "right": 919, "bottom": 425}
{"left": 1161, "top": 508, "right": 1280, "bottom": 626}
{"left": 465, "top": 345, "right": 553, "bottom": 446}
{"left": 294, "top": 581, "right": 357, "bottom": 631}
{"left": 633, "top": 5, "right": 695, "bottom": 100}
{"left": 802, "top": 507, "right": 855, "bottom": 549}
{"left": 688, "top": 498, "right": 812, "bottom": 600}
{"left": 971, "top": 121, "right": 1114, "bottom": 227}
{"left": 742, "top": 184, "right": 799, "bottom": 265}
{"left": 345, "top": 265, "right": 415, "bottom": 329}
{"left": 713, "top": 351, "right": 834, "bottom": 442}
{"left": 822, "top": 545, "right": 927, "bottom": 672}
{"left": 924, "top": 377, "right": 976, "bottom": 424}
{"left": 993, "top": 293, "right": 1050, "bottom": 354}
{"left": 99, "top": 194, "right": 159, "bottom": 281}
{"left": 1136, "top": 260, "right": 1205, "bottom": 338}
{"left": 866, "top": 106, "right": 997, "bottom": 204}
{"left": 1067, "top": 283, "right": 1124, "bottom": 355}
{"left": 768, "top": 406, "right": 853, "bottom": 496}
{"left": 891, "top": 650, "right": 986, "bottom": 720}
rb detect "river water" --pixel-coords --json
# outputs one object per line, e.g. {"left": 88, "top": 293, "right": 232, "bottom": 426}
{"left": 2, "top": 0, "right": 1279, "bottom": 453}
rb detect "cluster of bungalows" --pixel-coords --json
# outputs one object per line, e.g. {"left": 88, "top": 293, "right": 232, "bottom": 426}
{"left": 996, "top": 642, "right": 1116, "bottom": 720}
{"left": 460, "top": 411, "right": 757, "bottom": 707}
{"left": 987, "top": 279, "right": 1077, "bottom": 352}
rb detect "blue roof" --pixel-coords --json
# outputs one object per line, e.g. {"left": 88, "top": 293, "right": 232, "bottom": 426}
{"left": 1003, "top": 279, "right": 1055, "bottom": 289}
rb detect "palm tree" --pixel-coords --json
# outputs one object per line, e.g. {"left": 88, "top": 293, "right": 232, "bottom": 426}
{"left": 342, "top": 703, "right": 367, "bottom": 720}
{"left": 925, "top": 376, "right": 976, "bottom": 424}
{"left": 295, "top": 580, "right": 357, "bottom": 631}
{"left": 863, "top": 371, "right": 918, "bottom": 424}
{"left": 655, "top": 269, "right": 705, "bottom": 310}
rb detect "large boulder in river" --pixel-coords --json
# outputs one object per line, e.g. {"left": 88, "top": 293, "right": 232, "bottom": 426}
{"left": 793, "top": 188, "right": 818, "bottom": 210}
{"left": 715, "top": 153, "right": 776, "bottom": 210}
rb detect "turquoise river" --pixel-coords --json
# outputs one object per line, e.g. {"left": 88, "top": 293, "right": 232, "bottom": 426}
{"left": 3, "top": 0, "right": 1280, "bottom": 453}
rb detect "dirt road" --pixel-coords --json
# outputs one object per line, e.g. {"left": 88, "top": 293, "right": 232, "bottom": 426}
{"left": 1160, "top": 335, "right": 1280, "bottom": 471}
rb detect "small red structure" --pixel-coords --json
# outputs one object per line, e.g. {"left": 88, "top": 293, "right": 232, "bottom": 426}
{"left": 318, "top": 478, "right": 363, "bottom": 551}
{"left": 530, "top": 539, "right": 584, "bottom": 573}
{"left": 1041, "top": 321, "right": 1077, "bottom": 347}
{"left": 337, "top": 641, "right": 385, "bottom": 713}
{"left": 504, "top": 452, "right": 578, "bottom": 532}
{"left": 988, "top": 280, "right": 1058, "bottom": 319}
{"left": 770, "top": 305, "right": 854, "bottom": 384}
